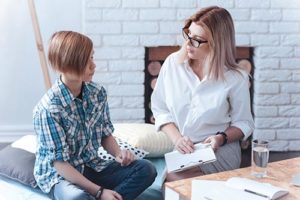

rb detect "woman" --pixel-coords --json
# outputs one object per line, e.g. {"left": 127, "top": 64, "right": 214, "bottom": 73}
{"left": 33, "top": 31, "right": 156, "bottom": 200}
{"left": 151, "top": 6, "right": 254, "bottom": 178}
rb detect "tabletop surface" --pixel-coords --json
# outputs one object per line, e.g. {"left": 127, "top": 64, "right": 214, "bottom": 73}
{"left": 165, "top": 157, "right": 300, "bottom": 200}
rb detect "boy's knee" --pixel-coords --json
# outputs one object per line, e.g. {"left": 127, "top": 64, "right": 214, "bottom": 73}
{"left": 54, "top": 191, "right": 93, "bottom": 200}
{"left": 137, "top": 159, "right": 157, "bottom": 183}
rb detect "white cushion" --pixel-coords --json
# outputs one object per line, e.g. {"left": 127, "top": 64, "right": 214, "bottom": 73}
{"left": 13, "top": 135, "right": 148, "bottom": 160}
{"left": 113, "top": 123, "right": 174, "bottom": 158}
{"left": 11, "top": 135, "right": 37, "bottom": 154}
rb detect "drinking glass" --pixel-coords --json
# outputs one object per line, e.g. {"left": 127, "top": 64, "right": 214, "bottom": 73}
{"left": 251, "top": 139, "right": 269, "bottom": 178}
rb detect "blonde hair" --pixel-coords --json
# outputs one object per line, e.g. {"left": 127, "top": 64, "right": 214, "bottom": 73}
{"left": 48, "top": 31, "right": 93, "bottom": 76}
{"left": 178, "top": 6, "right": 240, "bottom": 80}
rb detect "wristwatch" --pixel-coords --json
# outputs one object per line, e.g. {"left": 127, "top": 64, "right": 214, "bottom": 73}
{"left": 216, "top": 131, "right": 228, "bottom": 146}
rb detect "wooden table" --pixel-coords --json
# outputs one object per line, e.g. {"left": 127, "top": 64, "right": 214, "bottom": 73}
{"left": 165, "top": 157, "right": 300, "bottom": 200}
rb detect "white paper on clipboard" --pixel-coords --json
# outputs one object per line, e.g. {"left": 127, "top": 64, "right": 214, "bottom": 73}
{"left": 164, "top": 143, "right": 216, "bottom": 173}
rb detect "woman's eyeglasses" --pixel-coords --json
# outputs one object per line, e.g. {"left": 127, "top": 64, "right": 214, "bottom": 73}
{"left": 182, "top": 29, "right": 208, "bottom": 48}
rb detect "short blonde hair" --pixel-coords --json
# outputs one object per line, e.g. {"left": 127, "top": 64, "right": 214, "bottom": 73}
{"left": 178, "top": 6, "right": 240, "bottom": 80}
{"left": 48, "top": 31, "right": 93, "bottom": 76}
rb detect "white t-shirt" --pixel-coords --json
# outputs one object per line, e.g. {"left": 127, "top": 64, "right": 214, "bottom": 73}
{"left": 151, "top": 52, "right": 254, "bottom": 143}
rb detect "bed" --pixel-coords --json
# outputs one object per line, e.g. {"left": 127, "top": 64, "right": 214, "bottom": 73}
{"left": 0, "top": 123, "right": 171, "bottom": 200}
{"left": 0, "top": 157, "right": 165, "bottom": 200}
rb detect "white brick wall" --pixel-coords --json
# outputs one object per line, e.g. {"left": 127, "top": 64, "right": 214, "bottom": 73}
{"left": 84, "top": 0, "right": 300, "bottom": 151}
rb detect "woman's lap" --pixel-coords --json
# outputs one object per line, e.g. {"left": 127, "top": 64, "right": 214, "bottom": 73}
{"left": 200, "top": 141, "right": 241, "bottom": 174}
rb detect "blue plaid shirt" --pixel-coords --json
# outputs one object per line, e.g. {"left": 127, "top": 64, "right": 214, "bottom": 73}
{"left": 33, "top": 78, "right": 114, "bottom": 193}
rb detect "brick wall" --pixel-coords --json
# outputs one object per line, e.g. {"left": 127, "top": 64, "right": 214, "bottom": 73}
{"left": 84, "top": 0, "right": 300, "bottom": 151}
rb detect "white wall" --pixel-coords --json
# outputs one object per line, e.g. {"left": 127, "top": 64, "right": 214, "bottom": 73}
{"left": 0, "top": 0, "right": 82, "bottom": 142}
{"left": 1, "top": 0, "right": 300, "bottom": 151}
{"left": 84, "top": 0, "right": 300, "bottom": 151}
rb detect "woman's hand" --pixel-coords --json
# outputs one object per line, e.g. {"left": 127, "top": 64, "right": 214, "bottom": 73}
{"left": 175, "top": 136, "right": 194, "bottom": 154}
{"left": 100, "top": 189, "right": 122, "bottom": 200}
{"left": 203, "top": 135, "right": 224, "bottom": 151}
{"left": 115, "top": 149, "right": 135, "bottom": 166}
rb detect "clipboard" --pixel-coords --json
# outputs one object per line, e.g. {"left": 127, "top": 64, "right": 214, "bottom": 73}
{"left": 164, "top": 143, "right": 216, "bottom": 173}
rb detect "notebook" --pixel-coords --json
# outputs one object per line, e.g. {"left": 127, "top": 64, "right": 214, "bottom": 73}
{"left": 191, "top": 177, "right": 289, "bottom": 200}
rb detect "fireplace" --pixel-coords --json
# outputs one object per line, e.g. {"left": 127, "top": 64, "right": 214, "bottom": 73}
{"left": 144, "top": 46, "right": 254, "bottom": 124}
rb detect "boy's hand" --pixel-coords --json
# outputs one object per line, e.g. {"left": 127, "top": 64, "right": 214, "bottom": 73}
{"left": 115, "top": 149, "right": 135, "bottom": 166}
{"left": 100, "top": 189, "right": 122, "bottom": 200}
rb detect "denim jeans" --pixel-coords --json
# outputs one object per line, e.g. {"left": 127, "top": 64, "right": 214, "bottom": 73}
{"left": 49, "top": 159, "right": 157, "bottom": 200}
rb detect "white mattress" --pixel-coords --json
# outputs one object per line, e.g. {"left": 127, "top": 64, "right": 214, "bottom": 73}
{"left": 0, "top": 176, "right": 49, "bottom": 200}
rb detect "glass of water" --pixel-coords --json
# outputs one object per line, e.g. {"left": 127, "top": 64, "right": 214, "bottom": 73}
{"left": 251, "top": 139, "right": 269, "bottom": 178}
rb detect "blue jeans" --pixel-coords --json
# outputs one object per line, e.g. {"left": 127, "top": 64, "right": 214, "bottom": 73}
{"left": 49, "top": 159, "right": 157, "bottom": 200}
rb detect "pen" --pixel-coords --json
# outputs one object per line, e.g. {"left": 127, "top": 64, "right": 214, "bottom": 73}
{"left": 244, "top": 189, "right": 269, "bottom": 199}
{"left": 204, "top": 196, "right": 213, "bottom": 200}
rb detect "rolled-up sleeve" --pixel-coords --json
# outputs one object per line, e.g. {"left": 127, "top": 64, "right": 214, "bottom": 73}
{"left": 229, "top": 73, "right": 254, "bottom": 140}
{"left": 101, "top": 101, "right": 114, "bottom": 137}
{"left": 97, "top": 87, "right": 114, "bottom": 138}
{"left": 34, "top": 110, "right": 70, "bottom": 163}
{"left": 151, "top": 58, "right": 175, "bottom": 131}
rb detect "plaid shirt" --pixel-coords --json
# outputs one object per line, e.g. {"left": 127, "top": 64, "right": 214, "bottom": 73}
{"left": 33, "top": 78, "right": 114, "bottom": 193}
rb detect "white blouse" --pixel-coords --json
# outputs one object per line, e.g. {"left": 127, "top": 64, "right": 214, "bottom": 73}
{"left": 151, "top": 53, "right": 254, "bottom": 143}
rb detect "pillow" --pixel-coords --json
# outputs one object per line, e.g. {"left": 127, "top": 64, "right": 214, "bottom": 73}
{"left": 113, "top": 123, "right": 174, "bottom": 158}
{"left": 98, "top": 137, "right": 149, "bottom": 160}
{"left": 0, "top": 135, "right": 37, "bottom": 188}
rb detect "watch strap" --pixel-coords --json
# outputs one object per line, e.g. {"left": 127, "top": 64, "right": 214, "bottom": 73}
{"left": 216, "top": 131, "right": 228, "bottom": 146}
